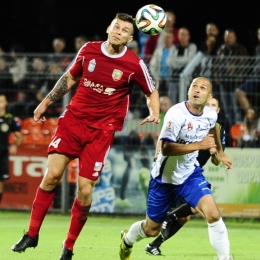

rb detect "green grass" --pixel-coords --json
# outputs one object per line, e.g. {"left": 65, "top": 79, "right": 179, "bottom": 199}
{"left": 0, "top": 211, "right": 259, "bottom": 260}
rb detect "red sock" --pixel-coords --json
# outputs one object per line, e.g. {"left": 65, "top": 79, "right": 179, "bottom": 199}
{"left": 64, "top": 198, "right": 91, "bottom": 250}
{"left": 28, "top": 187, "right": 55, "bottom": 238}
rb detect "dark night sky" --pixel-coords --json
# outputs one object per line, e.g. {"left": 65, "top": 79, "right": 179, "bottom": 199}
{"left": 1, "top": 0, "right": 260, "bottom": 54}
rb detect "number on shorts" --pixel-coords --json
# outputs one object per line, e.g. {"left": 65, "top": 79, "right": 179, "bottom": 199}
{"left": 49, "top": 137, "right": 61, "bottom": 148}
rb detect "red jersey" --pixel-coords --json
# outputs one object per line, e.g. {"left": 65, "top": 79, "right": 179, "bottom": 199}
{"left": 68, "top": 41, "right": 155, "bottom": 131}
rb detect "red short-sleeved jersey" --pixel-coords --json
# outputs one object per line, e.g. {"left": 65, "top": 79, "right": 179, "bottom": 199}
{"left": 68, "top": 41, "right": 156, "bottom": 131}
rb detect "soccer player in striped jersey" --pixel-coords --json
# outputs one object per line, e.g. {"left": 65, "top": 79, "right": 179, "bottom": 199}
{"left": 11, "top": 13, "right": 160, "bottom": 260}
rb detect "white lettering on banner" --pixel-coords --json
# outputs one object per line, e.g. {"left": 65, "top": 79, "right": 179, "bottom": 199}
{"left": 92, "top": 187, "right": 115, "bottom": 204}
{"left": 91, "top": 202, "right": 115, "bottom": 213}
{"left": 9, "top": 156, "right": 47, "bottom": 177}
{"left": 233, "top": 155, "right": 260, "bottom": 167}
{"left": 237, "top": 171, "right": 260, "bottom": 183}
{"left": 91, "top": 187, "right": 116, "bottom": 213}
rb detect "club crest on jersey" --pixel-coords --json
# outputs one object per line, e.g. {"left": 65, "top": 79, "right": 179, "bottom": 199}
{"left": 188, "top": 122, "right": 193, "bottom": 130}
{"left": 112, "top": 69, "right": 123, "bottom": 81}
{"left": 88, "top": 59, "right": 96, "bottom": 72}
{"left": 167, "top": 121, "right": 172, "bottom": 128}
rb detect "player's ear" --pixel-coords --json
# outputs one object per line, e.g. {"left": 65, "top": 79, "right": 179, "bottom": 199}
{"left": 207, "top": 93, "right": 213, "bottom": 100}
{"left": 106, "top": 25, "right": 111, "bottom": 34}
{"left": 127, "top": 36, "right": 134, "bottom": 43}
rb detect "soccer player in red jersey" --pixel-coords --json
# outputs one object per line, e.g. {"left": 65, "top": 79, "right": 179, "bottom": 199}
{"left": 11, "top": 13, "right": 160, "bottom": 260}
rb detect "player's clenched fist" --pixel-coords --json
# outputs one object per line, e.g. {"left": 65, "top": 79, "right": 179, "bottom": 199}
{"left": 199, "top": 134, "right": 216, "bottom": 150}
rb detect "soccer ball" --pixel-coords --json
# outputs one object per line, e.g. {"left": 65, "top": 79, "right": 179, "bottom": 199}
{"left": 135, "top": 4, "right": 166, "bottom": 36}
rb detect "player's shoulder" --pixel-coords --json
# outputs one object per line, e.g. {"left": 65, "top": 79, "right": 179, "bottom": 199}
{"left": 203, "top": 105, "right": 217, "bottom": 115}
{"left": 171, "top": 101, "right": 187, "bottom": 113}
{"left": 203, "top": 106, "right": 217, "bottom": 121}
{"left": 126, "top": 49, "right": 142, "bottom": 62}
{"left": 80, "top": 41, "right": 103, "bottom": 52}
{"left": 166, "top": 102, "right": 186, "bottom": 119}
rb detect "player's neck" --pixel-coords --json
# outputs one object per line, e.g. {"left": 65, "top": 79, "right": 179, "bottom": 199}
{"left": 186, "top": 101, "right": 204, "bottom": 115}
{"left": 105, "top": 42, "right": 125, "bottom": 55}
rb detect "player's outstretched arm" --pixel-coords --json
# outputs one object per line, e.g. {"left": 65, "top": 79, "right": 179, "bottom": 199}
{"left": 140, "top": 89, "right": 160, "bottom": 125}
{"left": 33, "top": 71, "right": 79, "bottom": 123}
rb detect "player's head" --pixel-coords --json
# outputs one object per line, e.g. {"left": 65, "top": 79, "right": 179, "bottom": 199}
{"left": 206, "top": 23, "right": 219, "bottom": 37}
{"left": 187, "top": 77, "right": 212, "bottom": 108}
{"left": 160, "top": 95, "right": 172, "bottom": 113}
{"left": 52, "top": 38, "right": 66, "bottom": 53}
{"left": 206, "top": 97, "right": 220, "bottom": 114}
{"left": 74, "top": 35, "right": 88, "bottom": 52}
{"left": 107, "top": 13, "right": 135, "bottom": 46}
{"left": 0, "top": 93, "right": 8, "bottom": 112}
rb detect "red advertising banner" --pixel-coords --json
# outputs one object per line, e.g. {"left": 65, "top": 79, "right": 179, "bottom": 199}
{"left": 0, "top": 144, "right": 48, "bottom": 209}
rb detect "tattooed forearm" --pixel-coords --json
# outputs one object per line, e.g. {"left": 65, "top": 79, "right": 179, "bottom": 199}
{"left": 47, "top": 76, "right": 69, "bottom": 102}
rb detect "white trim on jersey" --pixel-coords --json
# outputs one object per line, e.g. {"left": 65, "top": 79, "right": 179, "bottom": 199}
{"left": 139, "top": 59, "right": 155, "bottom": 92}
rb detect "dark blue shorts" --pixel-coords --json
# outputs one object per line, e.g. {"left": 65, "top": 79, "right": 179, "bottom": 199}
{"left": 147, "top": 167, "right": 211, "bottom": 223}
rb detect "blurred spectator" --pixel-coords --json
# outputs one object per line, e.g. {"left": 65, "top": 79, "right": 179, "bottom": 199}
{"left": 137, "top": 31, "right": 149, "bottom": 60}
{"left": 74, "top": 35, "right": 88, "bottom": 52}
{"left": 149, "top": 30, "right": 175, "bottom": 96}
{"left": 127, "top": 40, "right": 139, "bottom": 55}
{"left": 0, "top": 44, "right": 5, "bottom": 56}
{"left": 167, "top": 27, "right": 197, "bottom": 104}
{"left": 66, "top": 35, "right": 88, "bottom": 70}
{"left": 8, "top": 57, "right": 48, "bottom": 118}
{"left": 159, "top": 95, "right": 173, "bottom": 128}
{"left": 199, "top": 23, "right": 222, "bottom": 55}
{"left": 48, "top": 37, "right": 71, "bottom": 70}
{"left": 127, "top": 40, "right": 148, "bottom": 118}
{"left": 144, "top": 10, "right": 179, "bottom": 63}
{"left": 196, "top": 24, "right": 221, "bottom": 78}
{"left": 141, "top": 95, "right": 172, "bottom": 146}
{"left": 236, "top": 27, "right": 260, "bottom": 118}
{"left": 0, "top": 93, "right": 23, "bottom": 204}
{"left": 213, "top": 29, "right": 249, "bottom": 145}
{"left": 9, "top": 44, "right": 28, "bottom": 92}
{"left": 0, "top": 57, "right": 14, "bottom": 101}
{"left": 237, "top": 108, "right": 260, "bottom": 148}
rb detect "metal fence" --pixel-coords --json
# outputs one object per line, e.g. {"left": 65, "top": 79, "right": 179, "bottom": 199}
{"left": 1, "top": 52, "right": 260, "bottom": 147}
{"left": 1, "top": 52, "right": 260, "bottom": 213}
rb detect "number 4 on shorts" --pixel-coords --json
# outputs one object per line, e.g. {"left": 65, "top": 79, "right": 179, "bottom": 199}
{"left": 49, "top": 137, "right": 61, "bottom": 148}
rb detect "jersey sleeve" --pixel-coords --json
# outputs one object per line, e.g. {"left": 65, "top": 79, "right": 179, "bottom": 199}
{"left": 69, "top": 46, "right": 86, "bottom": 78}
{"left": 132, "top": 59, "right": 156, "bottom": 95}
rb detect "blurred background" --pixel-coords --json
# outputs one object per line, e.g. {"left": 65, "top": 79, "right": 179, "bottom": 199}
{"left": 1, "top": 0, "right": 260, "bottom": 54}
{"left": 1, "top": 0, "right": 260, "bottom": 217}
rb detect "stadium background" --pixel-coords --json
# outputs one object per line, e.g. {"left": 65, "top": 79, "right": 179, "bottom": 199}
{"left": 1, "top": 0, "right": 260, "bottom": 217}
{"left": 1, "top": 0, "right": 260, "bottom": 54}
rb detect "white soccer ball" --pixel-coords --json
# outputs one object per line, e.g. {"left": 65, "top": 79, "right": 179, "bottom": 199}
{"left": 135, "top": 4, "right": 167, "bottom": 36}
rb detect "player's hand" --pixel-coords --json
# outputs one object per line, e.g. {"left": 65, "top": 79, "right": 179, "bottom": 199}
{"left": 33, "top": 103, "right": 47, "bottom": 124}
{"left": 140, "top": 115, "right": 160, "bottom": 125}
{"left": 199, "top": 134, "right": 216, "bottom": 150}
{"left": 220, "top": 153, "right": 233, "bottom": 170}
{"left": 209, "top": 147, "right": 217, "bottom": 155}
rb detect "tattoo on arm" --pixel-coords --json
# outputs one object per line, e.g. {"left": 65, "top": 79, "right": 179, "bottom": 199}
{"left": 47, "top": 76, "right": 69, "bottom": 102}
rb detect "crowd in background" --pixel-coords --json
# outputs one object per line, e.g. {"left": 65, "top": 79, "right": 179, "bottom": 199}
{"left": 0, "top": 10, "right": 260, "bottom": 147}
